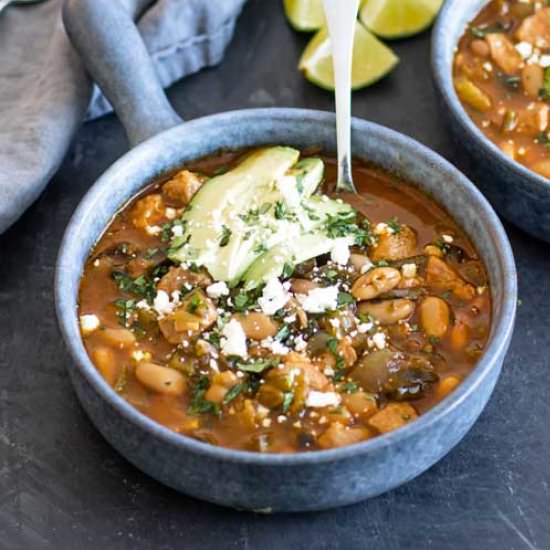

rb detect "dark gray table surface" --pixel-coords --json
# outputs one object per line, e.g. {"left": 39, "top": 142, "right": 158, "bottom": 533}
{"left": 1, "top": 1, "right": 549, "bottom": 549}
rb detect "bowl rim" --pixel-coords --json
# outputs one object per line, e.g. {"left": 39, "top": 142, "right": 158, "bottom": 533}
{"left": 431, "top": 0, "right": 550, "bottom": 191}
{"left": 55, "top": 107, "right": 517, "bottom": 466}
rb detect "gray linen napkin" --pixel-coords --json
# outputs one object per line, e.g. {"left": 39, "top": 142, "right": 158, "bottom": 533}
{"left": 0, "top": 0, "right": 246, "bottom": 234}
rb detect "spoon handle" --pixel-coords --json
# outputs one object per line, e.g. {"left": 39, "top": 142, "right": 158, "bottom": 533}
{"left": 322, "top": 0, "right": 360, "bottom": 192}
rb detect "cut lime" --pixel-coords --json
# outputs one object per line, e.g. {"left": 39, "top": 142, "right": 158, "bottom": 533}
{"left": 283, "top": 0, "right": 325, "bottom": 32}
{"left": 359, "top": 0, "right": 443, "bottom": 39}
{"left": 298, "top": 21, "right": 399, "bottom": 91}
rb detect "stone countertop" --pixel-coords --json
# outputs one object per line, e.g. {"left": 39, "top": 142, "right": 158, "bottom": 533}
{"left": 1, "top": 1, "right": 548, "bottom": 548}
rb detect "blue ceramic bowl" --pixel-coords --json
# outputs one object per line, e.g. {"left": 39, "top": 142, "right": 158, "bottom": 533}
{"left": 432, "top": 0, "right": 550, "bottom": 242}
{"left": 56, "top": 0, "right": 517, "bottom": 512}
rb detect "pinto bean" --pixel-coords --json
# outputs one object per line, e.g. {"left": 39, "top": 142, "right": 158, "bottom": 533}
{"left": 419, "top": 296, "right": 451, "bottom": 338}
{"left": 99, "top": 328, "right": 136, "bottom": 348}
{"left": 485, "top": 33, "right": 522, "bottom": 74}
{"left": 470, "top": 39, "right": 490, "bottom": 58}
{"left": 358, "top": 299, "right": 414, "bottom": 325}
{"left": 234, "top": 312, "right": 278, "bottom": 340}
{"left": 135, "top": 362, "right": 186, "bottom": 396}
{"left": 351, "top": 267, "right": 401, "bottom": 300}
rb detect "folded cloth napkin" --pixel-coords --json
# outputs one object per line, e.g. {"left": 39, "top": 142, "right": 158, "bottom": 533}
{"left": 0, "top": 0, "right": 246, "bottom": 234}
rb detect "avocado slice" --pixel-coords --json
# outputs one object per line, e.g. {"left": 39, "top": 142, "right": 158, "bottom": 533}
{"left": 213, "top": 158, "right": 326, "bottom": 283}
{"left": 169, "top": 149, "right": 327, "bottom": 284}
{"left": 168, "top": 147, "right": 299, "bottom": 276}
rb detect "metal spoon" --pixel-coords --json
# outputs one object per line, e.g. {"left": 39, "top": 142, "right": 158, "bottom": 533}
{"left": 322, "top": 0, "right": 360, "bottom": 193}
{"left": 0, "top": 0, "right": 46, "bottom": 15}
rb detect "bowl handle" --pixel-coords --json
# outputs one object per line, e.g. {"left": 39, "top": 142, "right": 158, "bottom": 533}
{"left": 63, "top": 0, "right": 183, "bottom": 147}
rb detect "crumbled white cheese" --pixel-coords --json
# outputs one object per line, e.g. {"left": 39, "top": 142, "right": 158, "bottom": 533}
{"left": 329, "top": 318, "right": 341, "bottom": 329}
{"left": 171, "top": 224, "right": 184, "bottom": 238}
{"left": 145, "top": 225, "right": 162, "bottom": 236}
{"left": 323, "top": 366, "right": 335, "bottom": 377}
{"left": 80, "top": 314, "right": 100, "bottom": 335}
{"left": 330, "top": 237, "right": 352, "bottom": 265}
{"left": 270, "top": 340, "right": 290, "bottom": 355}
{"left": 357, "top": 322, "right": 373, "bottom": 333}
{"left": 293, "top": 335, "right": 307, "bottom": 352}
{"left": 482, "top": 62, "right": 493, "bottom": 72}
{"left": 296, "top": 285, "right": 339, "bottom": 313}
{"left": 261, "top": 337, "right": 290, "bottom": 356}
{"left": 152, "top": 290, "right": 180, "bottom": 318}
{"left": 371, "top": 332, "right": 387, "bottom": 350}
{"left": 515, "top": 41, "right": 533, "bottom": 59}
{"left": 136, "top": 299, "right": 150, "bottom": 310}
{"left": 305, "top": 391, "right": 341, "bottom": 408}
{"left": 374, "top": 222, "right": 389, "bottom": 235}
{"left": 206, "top": 281, "right": 230, "bottom": 299}
{"left": 262, "top": 418, "right": 272, "bottom": 428}
{"left": 221, "top": 319, "right": 248, "bottom": 358}
{"left": 442, "top": 234, "right": 454, "bottom": 243}
{"left": 258, "top": 278, "right": 290, "bottom": 315}
{"left": 401, "top": 263, "right": 417, "bottom": 278}
{"left": 165, "top": 207, "right": 177, "bottom": 220}
{"left": 541, "top": 54, "right": 550, "bottom": 68}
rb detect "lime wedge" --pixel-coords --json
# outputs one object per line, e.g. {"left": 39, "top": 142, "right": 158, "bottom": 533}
{"left": 283, "top": 0, "right": 325, "bottom": 32}
{"left": 359, "top": 0, "right": 443, "bottom": 39}
{"left": 298, "top": 21, "right": 399, "bottom": 91}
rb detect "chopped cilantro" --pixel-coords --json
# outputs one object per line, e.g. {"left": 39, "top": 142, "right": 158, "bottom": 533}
{"left": 223, "top": 383, "right": 245, "bottom": 405}
{"left": 219, "top": 225, "right": 232, "bottom": 247}
{"left": 111, "top": 271, "right": 157, "bottom": 303}
{"left": 429, "top": 335, "right": 441, "bottom": 345}
{"left": 188, "top": 376, "right": 219, "bottom": 416}
{"left": 497, "top": 72, "right": 521, "bottom": 91}
{"left": 386, "top": 217, "right": 401, "bottom": 234}
{"left": 275, "top": 325, "right": 291, "bottom": 342}
{"left": 469, "top": 21, "right": 510, "bottom": 38}
{"left": 326, "top": 337, "right": 339, "bottom": 355}
{"left": 236, "top": 358, "right": 279, "bottom": 373}
{"left": 253, "top": 242, "right": 268, "bottom": 255}
{"left": 337, "top": 292, "right": 354, "bottom": 307}
{"left": 144, "top": 247, "right": 159, "bottom": 259}
{"left": 187, "top": 293, "right": 203, "bottom": 314}
{"left": 282, "top": 392, "right": 294, "bottom": 413}
{"left": 539, "top": 67, "right": 550, "bottom": 99}
{"left": 339, "top": 381, "right": 359, "bottom": 394}
{"left": 114, "top": 298, "right": 137, "bottom": 328}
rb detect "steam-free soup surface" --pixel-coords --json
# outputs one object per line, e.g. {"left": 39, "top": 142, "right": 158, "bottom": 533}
{"left": 454, "top": 0, "right": 550, "bottom": 178}
{"left": 79, "top": 149, "right": 491, "bottom": 453}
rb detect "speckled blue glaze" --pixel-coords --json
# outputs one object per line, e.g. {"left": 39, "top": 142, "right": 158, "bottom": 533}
{"left": 432, "top": 0, "right": 550, "bottom": 242}
{"left": 56, "top": 0, "right": 517, "bottom": 512}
